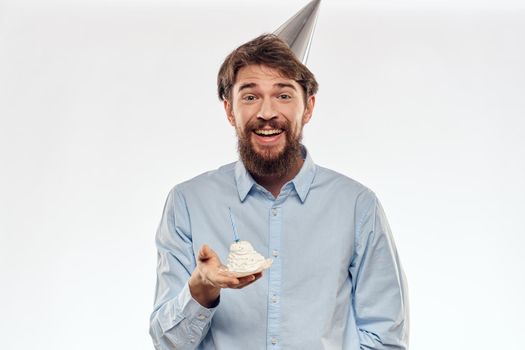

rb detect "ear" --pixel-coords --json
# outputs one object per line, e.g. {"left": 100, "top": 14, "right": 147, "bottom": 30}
{"left": 224, "top": 99, "right": 236, "bottom": 126}
{"left": 302, "top": 95, "right": 316, "bottom": 124}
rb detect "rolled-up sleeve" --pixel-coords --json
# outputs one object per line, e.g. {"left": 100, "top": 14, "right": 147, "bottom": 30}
{"left": 149, "top": 188, "right": 217, "bottom": 350}
{"left": 350, "top": 190, "right": 410, "bottom": 349}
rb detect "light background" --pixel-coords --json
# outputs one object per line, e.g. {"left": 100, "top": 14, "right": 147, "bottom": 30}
{"left": 1, "top": 0, "right": 524, "bottom": 349}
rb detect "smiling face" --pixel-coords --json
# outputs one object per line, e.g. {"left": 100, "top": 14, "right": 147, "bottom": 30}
{"left": 224, "top": 64, "right": 315, "bottom": 177}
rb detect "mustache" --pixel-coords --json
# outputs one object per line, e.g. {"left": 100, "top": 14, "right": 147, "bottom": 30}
{"left": 245, "top": 118, "right": 290, "bottom": 132}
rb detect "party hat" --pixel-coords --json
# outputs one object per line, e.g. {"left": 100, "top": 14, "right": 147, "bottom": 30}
{"left": 273, "top": 0, "right": 321, "bottom": 64}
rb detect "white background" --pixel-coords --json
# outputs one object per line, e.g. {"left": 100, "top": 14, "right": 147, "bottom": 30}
{"left": 1, "top": 0, "right": 524, "bottom": 349}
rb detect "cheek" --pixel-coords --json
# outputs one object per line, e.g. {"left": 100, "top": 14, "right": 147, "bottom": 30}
{"left": 282, "top": 103, "right": 305, "bottom": 118}
{"left": 284, "top": 108, "right": 306, "bottom": 128}
{"left": 292, "top": 121, "right": 303, "bottom": 137}
{"left": 233, "top": 106, "right": 256, "bottom": 124}
{"left": 232, "top": 115, "right": 251, "bottom": 136}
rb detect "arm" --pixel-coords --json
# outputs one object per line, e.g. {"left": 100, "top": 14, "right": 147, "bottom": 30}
{"left": 349, "top": 191, "right": 410, "bottom": 349}
{"left": 149, "top": 188, "right": 213, "bottom": 350}
{"left": 149, "top": 188, "right": 261, "bottom": 350}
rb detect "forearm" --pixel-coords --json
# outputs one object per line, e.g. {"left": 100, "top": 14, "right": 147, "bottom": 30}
{"left": 150, "top": 283, "right": 216, "bottom": 350}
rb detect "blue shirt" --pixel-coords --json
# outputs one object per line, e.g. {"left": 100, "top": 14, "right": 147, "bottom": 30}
{"left": 150, "top": 147, "right": 409, "bottom": 349}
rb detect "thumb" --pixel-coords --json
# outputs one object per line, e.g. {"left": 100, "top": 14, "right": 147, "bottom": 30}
{"left": 198, "top": 244, "right": 215, "bottom": 262}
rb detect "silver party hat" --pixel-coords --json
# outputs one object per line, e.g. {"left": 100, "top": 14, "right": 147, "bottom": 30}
{"left": 273, "top": 0, "right": 321, "bottom": 64}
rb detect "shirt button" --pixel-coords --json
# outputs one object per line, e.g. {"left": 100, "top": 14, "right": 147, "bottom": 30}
{"left": 272, "top": 250, "right": 279, "bottom": 257}
{"left": 271, "top": 337, "right": 278, "bottom": 345}
{"left": 271, "top": 208, "right": 277, "bottom": 216}
{"left": 271, "top": 295, "right": 278, "bottom": 303}
{"left": 197, "top": 314, "right": 206, "bottom": 320}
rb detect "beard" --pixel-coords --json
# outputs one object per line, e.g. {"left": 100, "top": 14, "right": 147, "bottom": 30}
{"left": 237, "top": 118, "right": 303, "bottom": 178}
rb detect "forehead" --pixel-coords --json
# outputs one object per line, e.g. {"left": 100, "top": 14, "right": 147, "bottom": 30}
{"left": 234, "top": 64, "right": 298, "bottom": 87}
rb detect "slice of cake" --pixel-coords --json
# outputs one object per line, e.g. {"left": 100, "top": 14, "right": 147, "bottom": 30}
{"left": 226, "top": 241, "right": 273, "bottom": 277}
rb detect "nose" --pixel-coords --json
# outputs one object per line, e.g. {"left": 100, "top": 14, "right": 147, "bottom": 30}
{"left": 257, "top": 98, "right": 277, "bottom": 120}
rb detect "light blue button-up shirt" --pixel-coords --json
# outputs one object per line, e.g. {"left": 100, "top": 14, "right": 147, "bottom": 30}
{"left": 150, "top": 147, "right": 409, "bottom": 349}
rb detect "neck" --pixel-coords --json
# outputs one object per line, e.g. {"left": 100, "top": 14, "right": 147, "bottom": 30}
{"left": 251, "top": 156, "right": 304, "bottom": 198}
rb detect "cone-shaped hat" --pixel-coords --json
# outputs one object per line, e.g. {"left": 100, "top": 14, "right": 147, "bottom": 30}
{"left": 273, "top": 0, "right": 321, "bottom": 64}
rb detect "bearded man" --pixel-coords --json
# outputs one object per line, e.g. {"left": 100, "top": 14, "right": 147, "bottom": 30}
{"left": 149, "top": 34, "right": 409, "bottom": 350}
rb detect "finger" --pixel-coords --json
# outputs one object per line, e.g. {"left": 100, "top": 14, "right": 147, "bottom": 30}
{"left": 231, "top": 273, "right": 263, "bottom": 289}
{"left": 237, "top": 274, "right": 256, "bottom": 284}
{"left": 198, "top": 244, "right": 211, "bottom": 261}
{"left": 217, "top": 267, "right": 237, "bottom": 278}
{"left": 202, "top": 263, "right": 234, "bottom": 280}
{"left": 198, "top": 244, "right": 219, "bottom": 263}
{"left": 231, "top": 278, "right": 256, "bottom": 289}
{"left": 237, "top": 272, "right": 262, "bottom": 284}
{"left": 242, "top": 278, "right": 258, "bottom": 288}
{"left": 203, "top": 272, "right": 240, "bottom": 288}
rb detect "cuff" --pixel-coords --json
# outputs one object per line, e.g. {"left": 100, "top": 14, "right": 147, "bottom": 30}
{"left": 177, "top": 282, "right": 218, "bottom": 329}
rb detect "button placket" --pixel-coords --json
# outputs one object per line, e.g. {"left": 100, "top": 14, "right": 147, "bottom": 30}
{"left": 267, "top": 203, "right": 282, "bottom": 349}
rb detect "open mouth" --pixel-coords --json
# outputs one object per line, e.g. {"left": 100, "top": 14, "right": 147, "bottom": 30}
{"left": 253, "top": 129, "right": 284, "bottom": 137}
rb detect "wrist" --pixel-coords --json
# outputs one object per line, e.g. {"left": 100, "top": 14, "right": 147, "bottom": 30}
{"left": 189, "top": 271, "right": 220, "bottom": 308}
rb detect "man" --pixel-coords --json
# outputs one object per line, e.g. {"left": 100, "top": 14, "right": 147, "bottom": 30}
{"left": 149, "top": 34, "right": 409, "bottom": 349}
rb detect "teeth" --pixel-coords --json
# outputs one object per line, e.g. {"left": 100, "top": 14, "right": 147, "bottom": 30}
{"left": 254, "top": 129, "right": 282, "bottom": 136}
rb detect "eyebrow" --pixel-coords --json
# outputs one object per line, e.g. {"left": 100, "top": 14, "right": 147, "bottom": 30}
{"left": 237, "top": 82, "right": 257, "bottom": 93}
{"left": 237, "top": 82, "right": 297, "bottom": 93}
{"left": 275, "top": 83, "right": 297, "bottom": 91}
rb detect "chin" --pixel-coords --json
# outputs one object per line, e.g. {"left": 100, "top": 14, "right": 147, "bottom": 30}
{"left": 253, "top": 145, "right": 285, "bottom": 160}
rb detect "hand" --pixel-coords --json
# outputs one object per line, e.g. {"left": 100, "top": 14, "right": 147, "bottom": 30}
{"left": 189, "top": 244, "right": 263, "bottom": 308}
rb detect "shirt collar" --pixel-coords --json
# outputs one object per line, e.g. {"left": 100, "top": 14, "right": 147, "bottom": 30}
{"left": 234, "top": 145, "right": 317, "bottom": 203}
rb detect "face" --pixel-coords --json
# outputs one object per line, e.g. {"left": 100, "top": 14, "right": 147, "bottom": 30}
{"left": 224, "top": 64, "right": 315, "bottom": 177}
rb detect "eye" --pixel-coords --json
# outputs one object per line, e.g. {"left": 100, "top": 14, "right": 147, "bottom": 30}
{"left": 242, "top": 95, "right": 257, "bottom": 102}
{"left": 278, "top": 94, "right": 292, "bottom": 100}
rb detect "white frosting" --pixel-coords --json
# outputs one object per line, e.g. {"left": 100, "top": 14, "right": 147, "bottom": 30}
{"left": 226, "top": 241, "right": 269, "bottom": 274}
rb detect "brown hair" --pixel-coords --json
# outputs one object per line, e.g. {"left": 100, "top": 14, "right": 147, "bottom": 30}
{"left": 217, "top": 34, "right": 319, "bottom": 102}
